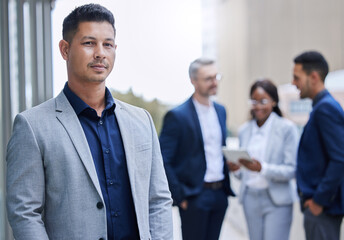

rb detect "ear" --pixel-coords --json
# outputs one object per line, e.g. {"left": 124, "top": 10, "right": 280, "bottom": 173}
{"left": 59, "top": 40, "right": 70, "bottom": 60}
{"left": 309, "top": 71, "right": 321, "bottom": 85}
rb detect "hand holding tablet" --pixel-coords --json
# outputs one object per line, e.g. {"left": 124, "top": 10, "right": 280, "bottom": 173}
{"left": 222, "top": 147, "right": 252, "bottom": 164}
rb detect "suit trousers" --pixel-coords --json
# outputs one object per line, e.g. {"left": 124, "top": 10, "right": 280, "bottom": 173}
{"left": 179, "top": 187, "right": 228, "bottom": 240}
{"left": 243, "top": 187, "right": 293, "bottom": 240}
{"left": 303, "top": 208, "right": 343, "bottom": 240}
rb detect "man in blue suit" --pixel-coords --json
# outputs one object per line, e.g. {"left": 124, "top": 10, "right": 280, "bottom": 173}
{"left": 292, "top": 51, "right": 344, "bottom": 240}
{"left": 159, "top": 58, "right": 235, "bottom": 240}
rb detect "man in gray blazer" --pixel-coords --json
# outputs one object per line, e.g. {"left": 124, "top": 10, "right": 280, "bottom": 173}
{"left": 6, "top": 4, "right": 173, "bottom": 240}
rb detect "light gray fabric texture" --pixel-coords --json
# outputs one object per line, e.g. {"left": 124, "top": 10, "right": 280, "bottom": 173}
{"left": 6, "top": 91, "right": 173, "bottom": 240}
{"left": 243, "top": 188, "right": 293, "bottom": 240}
{"left": 237, "top": 115, "right": 299, "bottom": 205}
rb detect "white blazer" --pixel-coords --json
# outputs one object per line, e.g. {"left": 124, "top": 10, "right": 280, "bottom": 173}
{"left": 237, "top": 113, "right": 299, "bottom": 205}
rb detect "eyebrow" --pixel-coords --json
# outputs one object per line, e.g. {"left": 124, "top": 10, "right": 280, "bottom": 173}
{"left": 81, "top": 36, "right": 115, "bottom": 42}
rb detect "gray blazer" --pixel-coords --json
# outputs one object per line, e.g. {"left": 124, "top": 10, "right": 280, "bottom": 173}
{"left": 6, "top": 92, "right": 173, "bottom": 240}
{"left": 237, "top": 114, "right": 299, "bottom": 205}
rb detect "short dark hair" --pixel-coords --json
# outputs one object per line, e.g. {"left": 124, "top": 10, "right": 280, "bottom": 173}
{"left": 189, "top": 58, "right": 215, "bottom": 79}
{"left": 62, "top": 4, "right": 116, "bottom": 43}
{"left": 294, "top": 51, "right": 329, "bottom": 82}
{"left": 250, "top": 79, "right": 282, "bottom": 117}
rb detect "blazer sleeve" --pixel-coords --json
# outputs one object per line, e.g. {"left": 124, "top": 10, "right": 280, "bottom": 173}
{"left": 261, "top": 122, "right": 299, "bottom": 182}
{"left": 159, "top": 111, "right": 184, "bottom": 205}
{"left": 312, "top": 103, "right": 344, "bottom": 207}
{"left": 145, "top": 110, "right": 173, "bottom": 240}
{"left": 6, "top": 114, "right": 49, "bottom": 240}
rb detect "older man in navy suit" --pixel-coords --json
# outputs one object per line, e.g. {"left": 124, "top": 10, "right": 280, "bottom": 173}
{"left": 293, "top": 51, "right": 344, "bottom": 240}
{"left": 159, "top": 58, "right": 235, "bottom": 240}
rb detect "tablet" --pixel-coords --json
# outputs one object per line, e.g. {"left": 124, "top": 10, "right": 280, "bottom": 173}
{"left": 222, "top": 147, "right": 252, "bottom": 164}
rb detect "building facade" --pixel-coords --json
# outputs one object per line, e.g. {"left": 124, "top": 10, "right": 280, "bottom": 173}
{"left": 214, "top": 0, "right": 344, "bottom": 133}
{"left": 0, "top": 0, "right": 54, "bottom": 239}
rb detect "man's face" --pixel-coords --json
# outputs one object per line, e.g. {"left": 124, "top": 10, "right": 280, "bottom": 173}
{"left": 61, "top": 21, "right": 116, "bottom": 84}
{"left": 292, "top": 63, "right": 311, "bottom": 99}
{"left": 192, "top": 64, "right": 219, "bottom": 97}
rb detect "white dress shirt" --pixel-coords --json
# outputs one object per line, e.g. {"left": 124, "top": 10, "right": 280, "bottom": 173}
{"left": 193, "top": 98, "right": 225, "bottom": 182}
{"left": 245, "top": 112, "right": 276, "bottom": 189}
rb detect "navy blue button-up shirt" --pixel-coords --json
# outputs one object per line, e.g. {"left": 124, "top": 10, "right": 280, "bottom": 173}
{"left": 64, "top": 83, "right": 140, "bottom": 240}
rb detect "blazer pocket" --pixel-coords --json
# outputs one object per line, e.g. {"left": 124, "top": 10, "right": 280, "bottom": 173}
{"left": 135, "top": 143, "right": 151, "bottom": 152}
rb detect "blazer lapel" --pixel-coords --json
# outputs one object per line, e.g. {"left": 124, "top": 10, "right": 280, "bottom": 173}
{"left": 264, "top": 116, "right": 278, "bottom": 163}
{"left": 55, "top": 92, "right": 103, "bottom": 200}
{"left": 188, "top": 98, "right": 204, "bottom": 147}
{"left": 241, "top": 122, "right": 253, "bottom": 149}
{"left": 113, "top": 101, "right": 136, "bottom": 195}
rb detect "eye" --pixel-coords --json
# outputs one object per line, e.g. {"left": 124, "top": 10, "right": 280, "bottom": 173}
{"left": 82, "top": 41, "right": 94, "bottom": 46}
{"left": 261, "top": 99, "right": 270, "bottom": 105}
{"left": 104, "top": 42, "right": 114, "bottom": 48}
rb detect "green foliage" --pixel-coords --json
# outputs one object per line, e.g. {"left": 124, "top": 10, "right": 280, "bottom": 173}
{"left": 110, "top": 88, "right": 170, "bottom": 134}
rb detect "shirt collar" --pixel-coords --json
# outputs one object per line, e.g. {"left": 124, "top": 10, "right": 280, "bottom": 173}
{"left": 312, "top": 89, "right": 328, "bottom": 107}
{"left": 63, "top": 82, "right": 116, "bottom": 116}
{"left": 192, "top": 97, "right": 214, "bottom": 113}
{"left": 252, "top": 111, "right": 276, "bottom": 136}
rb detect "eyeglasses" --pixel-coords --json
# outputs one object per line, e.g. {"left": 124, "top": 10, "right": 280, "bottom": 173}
{"left": 201, "top": 74, "right": 222, "bottom": 83}
{"left": 248, "top": 99, "right": 272, "bottom": 107}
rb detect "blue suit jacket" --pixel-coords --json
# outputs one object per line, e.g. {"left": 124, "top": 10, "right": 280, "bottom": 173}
{"left": 297, "top": 90, "right": 344, "bottom": 215}
{"left": 159, "top": 97, "right": 235, "bottom": 206}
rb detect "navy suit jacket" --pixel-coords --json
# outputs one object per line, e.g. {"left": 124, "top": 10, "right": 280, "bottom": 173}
{"left": 159, "top": 97, "right": 235, "bottom": 206}
{"left": 297, "top": 90, "right": 344, "bottom": 215}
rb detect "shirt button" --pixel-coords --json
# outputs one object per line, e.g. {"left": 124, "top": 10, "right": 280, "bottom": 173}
{"left": 99, "top": 120, "right": 103, "bottom": 125}
{"left": 96, "top": 202, "right": 104, "bottom": 209}
{"left": 105, "top": 149, "right": 110, "bottom": 154}
{"left": 109, "top": 180, "right": 114, "bottom": 185}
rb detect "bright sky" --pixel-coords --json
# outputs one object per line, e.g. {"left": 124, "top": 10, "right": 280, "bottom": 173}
{"left": 52, "top": 0, "right": 202, "bottom": 105}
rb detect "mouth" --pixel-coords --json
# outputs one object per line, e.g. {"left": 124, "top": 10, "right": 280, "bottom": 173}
{"left": 91, "top": 64, "right": 107, "bottom": 71}
{"left": 89, "top": 62, "right": 109, "bottom": 72}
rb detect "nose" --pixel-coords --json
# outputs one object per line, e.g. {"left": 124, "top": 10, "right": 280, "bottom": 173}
{"left": 94, "top": 44, "right": 106, "bottom": 59}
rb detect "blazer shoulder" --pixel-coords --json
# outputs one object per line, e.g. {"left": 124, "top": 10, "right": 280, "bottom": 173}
{"left": 19, "top": 97, "right": 56, "bottom": 120}
{"left": 275, "top": 115, "right": 297, "bottom": 129}
{"left": 238, "top": 120, "right": 252, "bottom": 135}
{"left": 316, "top": 94, "right": 344, "bottom": 114}
{"left": 165, "top": 98, "right": 193, "bottom": 118}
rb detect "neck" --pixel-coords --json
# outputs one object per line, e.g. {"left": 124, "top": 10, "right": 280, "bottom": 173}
{"left": 68, "top": 80, "right": 106, "bottom": 116}
{"left": 192, "top": 92, "right": 211, "bottom": 106}
{"left": 310, "top": 84, "right": 325, "bottom": 100}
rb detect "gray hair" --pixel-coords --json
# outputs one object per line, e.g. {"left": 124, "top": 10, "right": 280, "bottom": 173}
{"left": 188, "top": 58, "right": 215, "bottom": 79}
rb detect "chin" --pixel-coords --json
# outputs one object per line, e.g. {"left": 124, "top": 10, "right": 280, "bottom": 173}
{"left": 88, "top": 78, "right": 106, "bottom": 83}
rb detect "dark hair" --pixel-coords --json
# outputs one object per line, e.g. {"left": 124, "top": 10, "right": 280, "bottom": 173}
{"left": 62, "top": 4, "right": 116, "bottom": 43}
{"left": 294, "top": 51, "right": 329, "bottom": 82}
{"left": 250, "top": 79, "right": 282, "bottom": 117}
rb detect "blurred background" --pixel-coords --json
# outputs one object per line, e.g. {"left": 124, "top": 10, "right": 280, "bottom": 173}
{"left": 1, "top": 0, "right": 344, "bottom": 239}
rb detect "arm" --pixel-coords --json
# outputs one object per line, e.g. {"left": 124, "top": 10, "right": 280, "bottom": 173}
{"left": 159, "top": 111, "right": 184, "bottom": 205}
{"left": 6, "top": 114, "right": 49, "bottom": 240}
{"left": 145, "top": 111, "right": 173, "bottom": 240}
{"left": 261, "top": 123, "right": 299, "bottom": 182}
{"left": 312, "top": 104, "right": 344, "bottom": 208}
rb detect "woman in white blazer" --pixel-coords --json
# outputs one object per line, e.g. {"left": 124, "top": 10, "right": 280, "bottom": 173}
{"left": 228, "top": 79, "right": 299, "bottom": 240}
